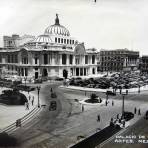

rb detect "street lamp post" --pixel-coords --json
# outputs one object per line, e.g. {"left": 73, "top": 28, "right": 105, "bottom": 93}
{"left": 122, "top": 94, "right": 125, "bottom": 116}
{"left": 37, "top": 86, "right": 41, "bottom": 108}
{"left": 138, "top": 85, "right": 140, "bottom": 93}
{"left": 122, "top": 93, "right": 127, "bottom": 118}
{"left": 24, "top": 76, "right": 27, "bottom": 86}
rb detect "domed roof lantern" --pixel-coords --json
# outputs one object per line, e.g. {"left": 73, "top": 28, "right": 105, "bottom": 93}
{"left": 55, "top": 14, "right": 60, "bottom": 25}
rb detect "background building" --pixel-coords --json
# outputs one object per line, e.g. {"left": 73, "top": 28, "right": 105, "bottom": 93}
{"left": 139, "top": 56, "right": 148, "bottom": 73}
{"left": 98, "top": 49, "right": 139, "bottom": 72}
{"left": 3, "top": 34, "right": 35, "bottom": 49}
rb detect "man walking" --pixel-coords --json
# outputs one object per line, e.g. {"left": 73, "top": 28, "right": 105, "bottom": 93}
{"left": 134, "top": 107, "right": 137, "bottom": 114}
{"left": 112, "top": 100, "right": 114, "bottom": 106}
{"left": 138, "top": 108, "right": 141, "bottom": 115}
{"left": 105, "top": 100, "right": 108, "bottom": 106}
{"left": 82, "top": 105, "right": 84, "bottom": 112}
{"left": 32, "top": 98, "right": 34, "bottom": 106}
{"left": 97, "top": 114, "right": 100, "bottom": 122}
{"left": 50, "top": 88, "right": 53, "bottom": 93}
{"left": 26, "top": 102, "right": 29, "bottom": 110}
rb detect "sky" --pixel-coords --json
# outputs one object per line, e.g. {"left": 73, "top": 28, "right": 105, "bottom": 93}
{"left": 0, "top": 0, "right": 148, "bottom": 55}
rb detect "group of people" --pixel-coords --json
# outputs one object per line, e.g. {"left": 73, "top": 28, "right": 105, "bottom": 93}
{"left": 105, "top": 100, "right": 114, "bottom": 106}
{"left": 25, "top": 95, "right": 35, "bottom": 110}
{"left": 134, "top": 107, "right": 141, "bottom": 115}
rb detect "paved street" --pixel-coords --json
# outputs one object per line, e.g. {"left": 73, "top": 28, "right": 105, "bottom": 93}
{"left": 8, "top": 82, "right": 148, "bottom": 148}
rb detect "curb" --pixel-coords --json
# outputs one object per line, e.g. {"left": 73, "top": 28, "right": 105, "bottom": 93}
{"left": 59, "top": 85, "right": 148, "bottom": 94}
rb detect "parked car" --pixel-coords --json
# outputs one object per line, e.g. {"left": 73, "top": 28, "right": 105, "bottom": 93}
{"left": 49, "top": 101, "right": 57, "bottom": 111}
{"left": 34, "top": 78, "right": 42, "bottom": 84}
{"left": 106, "top": 91, "right": 116, "bottom": 96}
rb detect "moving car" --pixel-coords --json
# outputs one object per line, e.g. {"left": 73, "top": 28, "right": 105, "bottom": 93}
{"left": 49, "top": 101, "right": 57, "bottom": 111}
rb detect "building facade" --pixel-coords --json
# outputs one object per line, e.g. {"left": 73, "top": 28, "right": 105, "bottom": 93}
{"left": 98, "top": 49, "right": 139, "bottom": 72}
{"left": 0, "top": 14, "right": 98, "bottom": 80}
{"left": 139, "top": 56, "right": 148, "bottom": 73}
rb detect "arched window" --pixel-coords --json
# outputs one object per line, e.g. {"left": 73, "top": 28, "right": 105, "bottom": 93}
{"left": 58, "top": 38, "right": 60, "bottom": 43}
{"left": 85, "top": 55, "right": 88, "bottom": 64}
{"left": 8, "top": 55, "right": 10, "bottom": 63}
{"left": 92, "top": 55, "right": 95, "bottom": 64}
{"left": 64, "top": 39, "right": 66, "bottom": 44}
{"left": 44, "top": 53, "right": 48, "bottom": 64}
{"left": 55, "top": 37, "right": 57, "bottom": 43}
{"left": 62, "top": 54, "right": 66, "bottom": 65}
{"left": 92, "top": 68, "right": 95, "bottom": 74}
{"left": 61, "top": 38, "right": 63, "bottom": 43}
{"left": 67, "top": 39, "right": 69, "bottom": 44}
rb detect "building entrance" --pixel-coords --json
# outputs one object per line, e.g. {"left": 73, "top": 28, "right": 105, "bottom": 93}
{"left": 35, "top": 72, "right": 38, "bottom": 79}
{"left": 42, "top": 68, "right": 48, "bottom": 77}
{"left": 63, "top": 69, "right": 68, "bottom": 79}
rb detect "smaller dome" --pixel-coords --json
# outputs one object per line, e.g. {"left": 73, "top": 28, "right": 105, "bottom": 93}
{"left": 32, "top": 35, "right": 52, "bottom": 43}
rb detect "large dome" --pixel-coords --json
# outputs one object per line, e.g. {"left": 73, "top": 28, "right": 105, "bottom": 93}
{"left": 44, "top": 14, "right": 70, "bottom": 37}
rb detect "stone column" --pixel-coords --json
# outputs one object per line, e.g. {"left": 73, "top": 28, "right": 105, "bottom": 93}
{"left": 73, "top": 55, "right": 75, "bottom": 65}
{"left": 67, "top": 54, "right": 69, "bottom": 65}
{"left": 60, "top": 54, "right": 62, "bottom": 65}
{"left": 52, "top": 53, "right": 55, "bottom": 65}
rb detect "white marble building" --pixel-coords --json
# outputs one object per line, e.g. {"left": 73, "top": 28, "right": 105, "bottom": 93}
{"left": 0, "top": 14, "right": 98, "bottom": 80}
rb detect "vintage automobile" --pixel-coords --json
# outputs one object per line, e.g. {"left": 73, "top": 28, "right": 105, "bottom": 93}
{"left": 49, "top": 101, "right": 57, "bottom": 111}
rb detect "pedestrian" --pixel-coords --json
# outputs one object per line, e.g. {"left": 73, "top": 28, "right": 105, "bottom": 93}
{"left": 82, "top": 105, "right": 84, "bottom": 112}
{"left": 123, "top": 120, "right": 125, "bottom": 127}
{"left": 126, "top": 89, "right": 128, "bottom": 95}
{"left": 120, "top": 89, "right": 122, "bottom": 94}
{"left": 134, "top": 107, "right": 137, "bottom": 114}
{"left": 32, "top": 98, "right": 34, "bottom": 106}
{"left": 50, "top": 88, "right": 53, "bottom": 93}
{"left": 110, "top": 118, "right": 114, "bottom": 127}
{"left": 97, "top": 114, "right": 100, "bottom": 122}
{"left": 117, "top": 114, "right": 119, "bottom": 119}
{"left": 29, "top": 95, "right": 31, "bottom": 100}
{"left": 105, "top": 100, "right": 108, "bottom": 106}
{"left": 112, "top": 100, "right": 114, "bottom": 106}
{"left": 138, "top": 108, "right": 141, "bottom": 115}
{"left": 26, "top": 102, "right": 29, "bottom": 110}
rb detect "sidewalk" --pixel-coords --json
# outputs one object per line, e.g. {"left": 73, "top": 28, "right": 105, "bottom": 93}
{"left": 60, "top": 85, "right": 148, "bottom": 94}
{"left": 0, "top": 87, "right": 39, "bottom": 130}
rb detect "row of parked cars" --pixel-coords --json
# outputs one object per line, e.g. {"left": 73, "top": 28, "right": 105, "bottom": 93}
{"left": 68, "top": 71, "right": 148, "bottom": 89}
{"left": 0, "top": 78, "right": 36, "bottom": 92}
